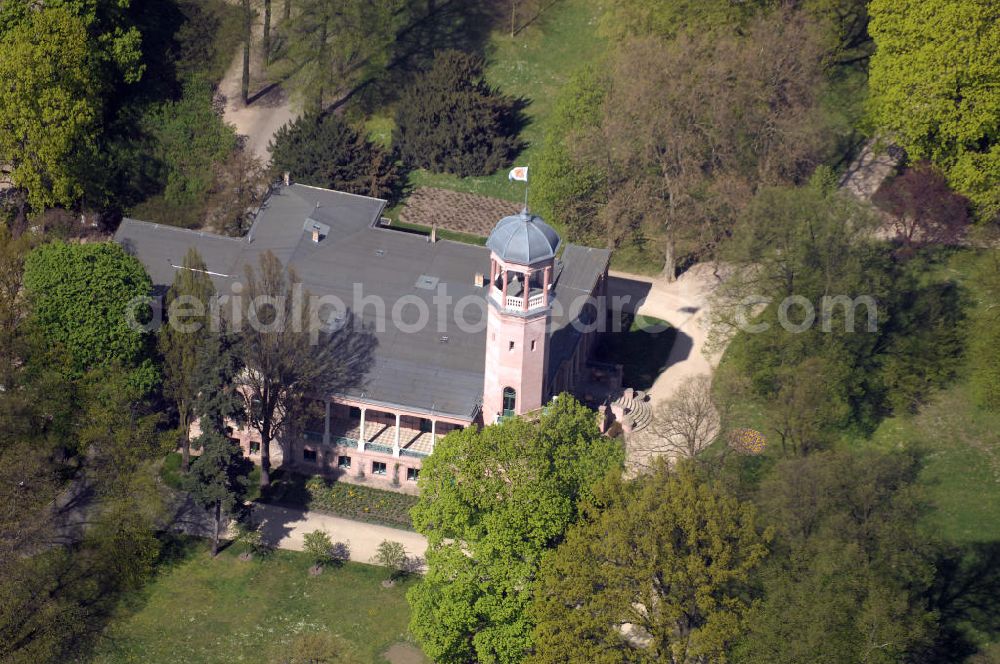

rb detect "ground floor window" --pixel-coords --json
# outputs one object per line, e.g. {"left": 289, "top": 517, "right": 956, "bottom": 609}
{"left": 249, "top": 440, "right": 261, "bottom": 454}
{"left": 502, "top": 387, "right": 517, "bottom": 417}
{"left": 303, "top": 448, "right": 317, "bottom": 463}
{"left": 406, "top": 468, "right": 420, "bottom": 482}
{"left": 372, "top": 461, "right": 387, "bottom": 476}
{"left": 338, "top": 455, "right": 351, "bottom": 469}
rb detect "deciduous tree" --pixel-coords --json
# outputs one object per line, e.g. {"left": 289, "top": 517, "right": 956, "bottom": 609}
{"left": 235, "top": 251, "right": 374, "bottom": 486}
{"left": 868, "top": 0, "right": 1000, "bottom": 221}
{"left": 873, "top": 162, "right": 970, "bottom": 253}
{"left": 408, "top": 396, "right": 624, "bottom": 664}
{"left": 640, "top": 375, "right": 721, "bottom": 463}
{"left": 22, "top": 241, "right": 157, "bottom": 390}
{"left": 280, "top": 0, "right": 403, "bottom": 112}
{"left": 569, "top": 8, "right": 833, "bottom": 279}
{"left": 970, "top": 250, "right": 1000, "bottom": 410}
{"left": 0, "top": 7, "right": 101, "bottom": 210}
{"left": 738, "top": 450, "right": 937, "bottom": 662}
{"left": 159, "top": 248, "right": 223, "bottom": 471}
{"left": 530, "top": 460, "right": 770, "bottom": 663}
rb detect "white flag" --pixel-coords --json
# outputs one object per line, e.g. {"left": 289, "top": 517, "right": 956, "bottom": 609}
{"left": 508, "top": 166, "right": 528, "bottom": 182}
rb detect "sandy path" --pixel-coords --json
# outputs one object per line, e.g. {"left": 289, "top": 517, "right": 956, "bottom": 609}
{"left": 216, "top": 7, "right": 297, "bottom": 161}
{"left": 606, "top": 264, "right": 727, "bottom": 468}
{"left": 607, "top": 263, "right": 724, "bottom": 408}
{"left": 253, "top": 502, "right": 428, "bottom": 568}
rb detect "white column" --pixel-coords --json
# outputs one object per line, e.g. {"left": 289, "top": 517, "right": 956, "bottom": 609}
{"left": 323, "top": 401, "right": 330, "bottom": 444}
{"left": 357, "top": 407, "right": 366, "bottom": 451}
{"left": 430, "top": 419, "right": 436, "bottom": 453}
{"left": 393, "top": 413, "right": 401, "bottom": 457}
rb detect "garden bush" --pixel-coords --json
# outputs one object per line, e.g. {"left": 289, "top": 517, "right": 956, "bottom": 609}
{"left": 394, "top": 49, "right": 525, "bottom": 177}
{"left": 304, "top": 477, "right": 417, "bottom": 529}
{"left": 270, "top": 113, "right": 403, "bottom": 203}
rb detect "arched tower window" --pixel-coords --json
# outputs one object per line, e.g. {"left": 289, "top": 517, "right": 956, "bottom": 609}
{"left": 502, "top": 387, "right": 517, "bottom": 417}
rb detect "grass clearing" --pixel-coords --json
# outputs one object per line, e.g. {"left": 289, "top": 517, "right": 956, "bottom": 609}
{"left": 90, "top": 538, "right": 425, "bottom": 664}
{"left": 863, "top": 378, "right": 1000, "bottom": 544}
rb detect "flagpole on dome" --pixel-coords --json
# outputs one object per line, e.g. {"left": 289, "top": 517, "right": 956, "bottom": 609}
{"left": 508, "top": 165, "right": 529, "bottom": 213}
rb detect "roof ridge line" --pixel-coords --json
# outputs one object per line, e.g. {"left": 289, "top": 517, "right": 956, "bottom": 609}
{"left": 118, "top": 218, "right": 245, "bottom": 244}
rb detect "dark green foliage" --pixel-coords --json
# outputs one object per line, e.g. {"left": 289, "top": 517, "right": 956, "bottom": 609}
{"left": 270, "top": 113, "right": 403, "bottom": 203}
{"left": 720, "top": 185, "right": 966, "bottom": 436}
{"left": 737, "top": 450, "right": 937, "bottom": 663}
{"left": 185, "top": 427, "right": 253, "bottom": 555}
{"left": 394, "top": 50, "right": 525, "bottom": 178}
{"left": 22, "top": 241, "right": 157, "bottom": 390}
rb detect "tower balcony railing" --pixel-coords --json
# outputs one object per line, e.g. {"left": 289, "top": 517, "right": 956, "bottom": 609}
{"left": 490, "top": 286, "right": 547, "bottom": 311}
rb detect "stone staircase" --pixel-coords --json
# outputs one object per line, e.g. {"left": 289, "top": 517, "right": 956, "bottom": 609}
{"left": 609, "top": 388, "right": 653, "bottom": 434}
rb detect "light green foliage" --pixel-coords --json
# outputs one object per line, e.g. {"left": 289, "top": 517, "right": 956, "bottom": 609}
{"left": 408, "top": 395, "right": 624, "bottom": 664}
{"left": 22, "top": 241, "right": 156, "bottom": 389}
{"left": 303, "top": 529, "right": 334, "bottom": 566}
{"left": 530, "top": 461, "right": 769, "bottom": 664}
{"left": 0, "top": 7, "right": 100, "bottom": 209}
{"left": 738, "top": 450, "right": 937, "bottom": 663}
{"left": 145, "top": 80, "right": 237, "bottom": 219}
{"left": 970, "top": 250, "right": 1000, "bottom": 409}
{"left": 868, "top": 0, "right": 1000, "bottom": 220}
{"left": 372, "top": 539, "right": 407, "bottom": 580}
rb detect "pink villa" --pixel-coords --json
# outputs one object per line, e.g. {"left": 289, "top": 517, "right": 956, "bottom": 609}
{"left": 115, "top": 183, "right": 611, "bottom": 492}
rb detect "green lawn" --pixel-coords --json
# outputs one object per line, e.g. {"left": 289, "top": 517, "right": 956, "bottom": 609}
{"left": 376, "top": 0, "right": 606, "bottom": 203}
{"left": 90, "top": 540, "right": 426, "bottom": 664}
{"left": 861, "top": 378, "right": 1000, "bottom": 544}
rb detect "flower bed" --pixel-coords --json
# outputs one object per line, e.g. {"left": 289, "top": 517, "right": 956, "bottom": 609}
{"left": 304, "top": 477, "right": 417, "bottom": 530}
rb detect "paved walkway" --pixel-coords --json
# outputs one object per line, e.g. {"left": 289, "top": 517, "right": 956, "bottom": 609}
{"left": 252, "top": 502, "right": 428, "bottom": 567}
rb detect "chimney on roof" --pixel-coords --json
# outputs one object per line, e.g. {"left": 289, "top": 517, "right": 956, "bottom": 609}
{"left": 283, "top": 172, "right": 291, "bottom": 187}
{"left": 430, "top": 224, "right": 438, "bottom": 243}
{"left": 474, "top": 272, "right": 485, "bottom": 287}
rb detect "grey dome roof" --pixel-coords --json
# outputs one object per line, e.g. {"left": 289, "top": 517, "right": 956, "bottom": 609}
{"left": 486, "top": 211, "right": 561, "bottom": 264}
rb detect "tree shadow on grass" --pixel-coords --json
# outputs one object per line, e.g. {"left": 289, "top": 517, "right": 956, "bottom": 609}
{"left": 343, "top": 0, "right": 509, "bottom": 114}
{"left": 925, "top": 542, "right": 1000, "bottom": 661}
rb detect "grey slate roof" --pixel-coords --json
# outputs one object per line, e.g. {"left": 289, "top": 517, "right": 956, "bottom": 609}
{"left": 114, "top": 184, "right": 610, "bottom": 421}
{"left": 485, "top": 211, "right": 561, "bottom": 265}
